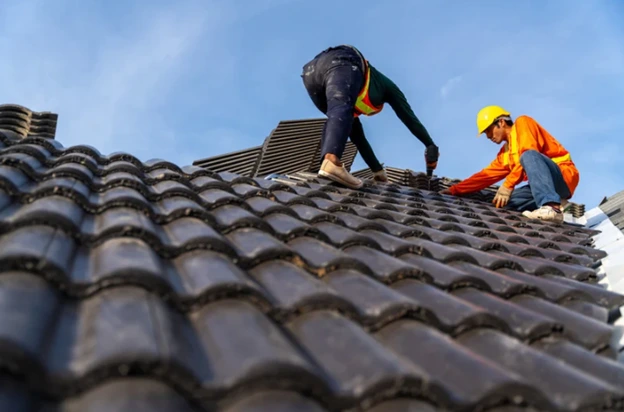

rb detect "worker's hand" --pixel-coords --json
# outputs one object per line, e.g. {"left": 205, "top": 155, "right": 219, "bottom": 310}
{"left": 425, "top": 144, "right": 439, "bottom": 170}
{"left": 439, "top": 188, "right": 452, "bottom": 195}
{"left": 493, "top": 185, "right": 513, "bottom": 208}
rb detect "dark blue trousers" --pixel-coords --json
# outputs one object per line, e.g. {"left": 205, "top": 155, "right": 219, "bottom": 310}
{"left": 301, "top": 46, "right": 383, "bottom": 171}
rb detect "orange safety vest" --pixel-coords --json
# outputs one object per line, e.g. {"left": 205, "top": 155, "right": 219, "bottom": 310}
{"left": 343, "top": 45, "right": 384, "bottom": 118}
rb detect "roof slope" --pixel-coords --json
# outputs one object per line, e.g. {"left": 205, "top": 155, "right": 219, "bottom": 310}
{"left": 1, "top": 131, "right": 624, "bottom": 411}
{"left": 193, "top": 118, "right": 358, "bottom": 177}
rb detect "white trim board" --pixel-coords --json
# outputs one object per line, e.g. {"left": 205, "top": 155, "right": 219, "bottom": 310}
{"left": 585, "top": 206, "right": 624, "bottom": 361}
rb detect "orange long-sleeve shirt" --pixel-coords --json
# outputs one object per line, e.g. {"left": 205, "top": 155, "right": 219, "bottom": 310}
{"left": 449, "top": 115, "right": 579, "bottom": 198}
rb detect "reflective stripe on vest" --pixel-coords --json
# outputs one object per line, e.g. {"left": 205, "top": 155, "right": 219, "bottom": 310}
{"left": 353, "top": 65, "right": 384, "bottom": 117}
{"left": 503, "top": 127, "right": 572, "bottom": 166}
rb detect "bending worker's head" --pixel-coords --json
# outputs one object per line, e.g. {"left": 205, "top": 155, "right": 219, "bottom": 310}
{"left": 476, "top": 105, "right": 513, "bottom": 144}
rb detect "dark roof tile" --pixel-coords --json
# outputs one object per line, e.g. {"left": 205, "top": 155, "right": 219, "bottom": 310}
{"left": 534, "top": 340, "right": 624, "bottom": 393}
{"left": 446, "top": 262, "right": 540, "bottom": 297}
{"left": 323, "top": 269, "right": 419, "bottom": 328}
{"left": 288, "top": 237, "right": 373, "bottom": 277}
{"left": 172, "top": 250, "right": 268, "bottom": 306}
{"left": 223, "top": 391, "right": 327, "bottom": 412}
{"left": 243, "top": 196, "right": 295, "bottom": 217}
{"left": 286, "top": 311, "right": 420, "bottom": 405}
{"left": 332, "top": 211, "right": 390, "bottom": 232}
{"left": 312, "top": 222, "right": 381, "bottom": 249}
{"left": 1, "top": 129, "right": 624, "bottom": 411}
{"left": 561, "top": 299, "right": 611, "bottom": 323}
{"left": 367, "top": 399, "right": 438, "bottom": 412}
{"left": 211, "top": 204, "right": 273, "bottom": 234}
{"left": 63, "top": 379, "right": 198, "bottom": 412}
{"left": 248, "top": 260, "right": 352, "bottom": 319}
{"left": 392, "top": 279, "right": 509, "bottom": 334}
{"left": 289, "top": 203, "right": 340, "bottom": 223}
{"left": 231, "top": 183, "right": 271, "bottom": 198}
{"left": 398, "top": 254, "right": 491, "bottom": 290}
{"left": 358, "top": 230, "right": 426, "bottom": 256}
{"left": 510, "top": 294, "right": 615, "bottom": 351}
{"left": 457, "top": 329, "right": 623, "bottom": 411}
{"left": 226, "top": 227, "right": 297, "bottom": 266}
{"left": 263, "top": 213, "right": 328, "bottom": 242}
{"left": 343, "top": 246, "right": 427, "bottom": 284}
{"left": 452, "top": 287, "right": 563, "bottom": 340}
{"left": 375, "top": 320, "right": 550, "bottom": 410}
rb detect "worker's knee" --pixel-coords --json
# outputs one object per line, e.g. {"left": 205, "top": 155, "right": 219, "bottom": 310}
{"left": 519, "top": 149, "right": 540, "bottom": 166}
{"left": 326, "top": 101, "right": 353, "bottom": 118}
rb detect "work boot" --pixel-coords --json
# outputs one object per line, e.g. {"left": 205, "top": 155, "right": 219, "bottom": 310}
{"left": 318, "top": 158, "right": 363, "bottom": 189}
{"left": 373, "top": 169, "right": 388, "bottom": 183}
{"left": 522, "top": 205, "right": 564, "bottom": 224}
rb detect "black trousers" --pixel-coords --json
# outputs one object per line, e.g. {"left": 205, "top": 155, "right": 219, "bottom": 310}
{"left": 301, "top": 46, "right": 383, "bottom": 171}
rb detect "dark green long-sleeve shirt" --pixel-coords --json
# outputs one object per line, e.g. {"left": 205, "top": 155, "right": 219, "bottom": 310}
{"left": 362, "top": 64, "right": 434, "bottom": 147}
{"left": 349, "top": 64, "right": 434, "bottom": 171}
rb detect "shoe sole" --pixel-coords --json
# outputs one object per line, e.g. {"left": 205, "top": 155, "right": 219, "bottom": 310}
{"left": 318, "top": 170, "right": 363, "bottom": 189}
{"left": 522, "top": 213, "right": 564, "bottom": 224}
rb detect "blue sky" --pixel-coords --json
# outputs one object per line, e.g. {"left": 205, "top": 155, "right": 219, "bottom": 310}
{"left": 1, "top": 0, "right": 622, "bottom": 207}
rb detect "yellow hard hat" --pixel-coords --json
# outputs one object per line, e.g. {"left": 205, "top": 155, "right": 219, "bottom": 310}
{"left": 476, "top": 105, "right": 510, "bottom": 136}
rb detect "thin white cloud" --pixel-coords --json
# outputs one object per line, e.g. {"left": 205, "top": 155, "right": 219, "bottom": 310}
{"left": 440, "top": 75, "right": 463, "bottom": 98}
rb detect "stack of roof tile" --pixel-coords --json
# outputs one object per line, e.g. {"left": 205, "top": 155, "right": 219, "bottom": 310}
{"left": 353, "top": 168, "right": 498, "bottom": 202}
{"left": 191, "top": 145, "right": 263, "bottom": 177}
{"left": 1, "top": 127, "right": 624, "bottom": 411}
{"left": 352, "top": 167, "right": 439, "bottom": 191}
{"left": 0, "top": 104, "right": 58, "bottom": 140}
{"left": 193, "top": 118, "right": 358, "bottom": 177}
{"left": 566, "top": 202, "right": 586, "bottom": 219}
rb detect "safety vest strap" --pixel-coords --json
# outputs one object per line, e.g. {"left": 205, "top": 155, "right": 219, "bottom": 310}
{"left": 353, "top": 66, "right": 384, "bottom": 117}
{"left": 551, "top": 153, "right": 572, "bottom": 163}
{"left": 503, "top": 128, "right": 572, "bottom": 166}
{"left": 340, "top": 45, "right": 384, "bottom": 118}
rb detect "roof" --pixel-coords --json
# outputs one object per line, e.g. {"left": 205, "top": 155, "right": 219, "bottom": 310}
{"left": 1, "top": 109, "right": 624, "bottom": 411}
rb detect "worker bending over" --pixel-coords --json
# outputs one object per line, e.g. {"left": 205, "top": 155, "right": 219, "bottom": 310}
{"left": 440, "top": 105, "right": 579, "bottom": 224}
{"left": 301, "top": 44, "right": 439, "bottom": 189}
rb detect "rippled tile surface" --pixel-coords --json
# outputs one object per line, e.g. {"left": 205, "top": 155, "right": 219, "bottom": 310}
{"left": 0, "top": 131, "right": 623, "bottom": 412}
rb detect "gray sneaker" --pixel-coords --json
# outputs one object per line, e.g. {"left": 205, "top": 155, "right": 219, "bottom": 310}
{"left": 318, "top": 159, "right": 363, "bottom": 189}
{"left": 522, "top": 205, "right": 564, "bottom": 224}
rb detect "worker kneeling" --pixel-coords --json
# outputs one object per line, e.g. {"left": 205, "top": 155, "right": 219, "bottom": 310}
{"left": 440, "top": 105, "right": 579, "bottom": 224}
